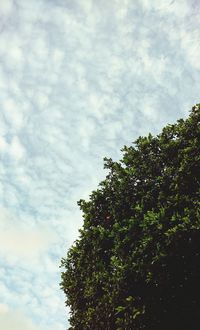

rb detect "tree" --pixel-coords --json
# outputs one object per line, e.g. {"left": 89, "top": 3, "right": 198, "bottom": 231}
{"left": 60, "top": 105, "right": 200, "bottom": 330}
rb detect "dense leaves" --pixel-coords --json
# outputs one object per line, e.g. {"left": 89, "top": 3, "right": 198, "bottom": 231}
{"left": 61, "top": 105, "right": 200, "bottom": 329}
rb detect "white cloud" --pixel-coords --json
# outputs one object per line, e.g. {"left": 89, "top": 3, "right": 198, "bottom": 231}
{"left": 10, "top": 136, "right": 26, "bottom": 160}
{"left": 141, "top": 0, "right": 189, "bottom": 16}
{"left": 180, "top": 29, "right": 200, "bottom": 69}
{"left": 114, "top": 0, "right": 129, "bottom": 19}
{"left": 0, "top": 135, "right": 25, "bottom": 160}
{"left": 0, "top": 136, "right": 7, "bottom": 152}
{"left": 36, "top": 92, "right": 49, "bottom": 108}
{"left": 0, "top": 304, "right": 9, "bottom": 314}
{"left": 3, "top": 99, "right": 24, "bottom": 129}
{"left": 51, "top": 49, "right": 64, "bottom": 70}
{"left": 10, "top": 45, "right": 23, "bottom": 63}
{"left": 0, "top": 208, "right": 57, "bottom": 262}
{"left": 0, "top": 0, "right": 13, "bottom": 15}
{"left": 0, "top": 305, "right": 42, "bottom": 330}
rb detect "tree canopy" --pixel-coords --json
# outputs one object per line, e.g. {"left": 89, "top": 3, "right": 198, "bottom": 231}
{"left": 61, "top": 105, "right": 200, "bottom": 330}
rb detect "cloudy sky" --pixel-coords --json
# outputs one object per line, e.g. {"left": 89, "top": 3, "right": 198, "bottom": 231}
{"left": 0, "top": 0, "right": 199, "bottom": 329}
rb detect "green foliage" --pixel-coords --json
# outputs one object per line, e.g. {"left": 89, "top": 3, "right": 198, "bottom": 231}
{"left": 61, "top": 105, "right": 200, "bottom": 329}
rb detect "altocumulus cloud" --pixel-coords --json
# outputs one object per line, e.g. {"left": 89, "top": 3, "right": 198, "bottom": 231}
{"left": 0, "top": 0, "right": 200, "bottom": 329}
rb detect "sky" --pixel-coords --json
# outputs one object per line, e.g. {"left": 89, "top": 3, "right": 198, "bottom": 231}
{"left": 0, "top": 0, "right": 199, "bottom": 329}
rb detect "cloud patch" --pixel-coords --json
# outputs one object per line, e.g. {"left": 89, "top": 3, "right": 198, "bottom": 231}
{"left": 0, "top": 304, "right": 42, "bottom": 330}
{"left": 0, "top": 208, "right": 57, "bottom": 263}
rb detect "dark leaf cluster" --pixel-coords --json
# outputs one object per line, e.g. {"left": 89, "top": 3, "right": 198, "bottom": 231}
{"left": 61, "top": 105, "right": 200, "bottom": 330}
